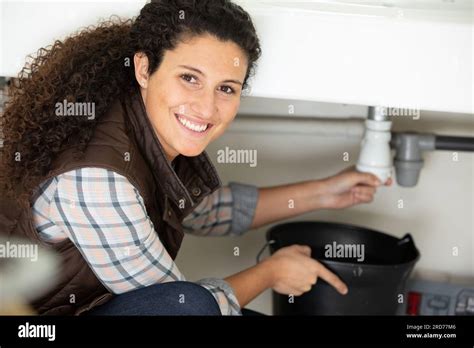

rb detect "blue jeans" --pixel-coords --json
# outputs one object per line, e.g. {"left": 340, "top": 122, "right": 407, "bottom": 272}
{"left": 86, "top": 281, "right": 222, "bottom": 316}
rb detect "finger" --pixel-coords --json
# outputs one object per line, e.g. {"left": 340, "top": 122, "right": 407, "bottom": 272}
{"left": 287, "top": 287, "right": 303, "bottom": 297}
{"left": 315, "top": 263, "right": 348, "bottom": 295}
{"left": 352, "top": 186, "right": 376, "bottom": 196}
{"left": 301, "top": 274, "right": 318, "bottom": 287}
{"left": 276, "top": 287, "right": 301, "bottom": 296}
{"left": 286, "top": 286, "right": 305, "bottom": 297}
{"left": 384, "top": 177, "right": 393, "bottom": 186}
{"left": 354, "top": 192, "right": 374, "bottom": 204}
{"left": 351, "top": 171, "right": 381, "bottom": 187}
{"left": 293, "top": 244, "right": 312, "bottom": 256}
{"left": 295, "top": 274, "right": 317, "bottom": 293}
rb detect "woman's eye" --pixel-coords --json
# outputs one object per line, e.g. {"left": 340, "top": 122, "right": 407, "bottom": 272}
{"left": 181, "top": 74, "right": 197, "bottom": 84}
{"left": 220, "top": 86, "right": 235, "bottom": 95}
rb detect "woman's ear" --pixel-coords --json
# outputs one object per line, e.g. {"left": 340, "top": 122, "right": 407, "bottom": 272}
{"left": 134, "top": 52, "right": 149, "bottom": 88}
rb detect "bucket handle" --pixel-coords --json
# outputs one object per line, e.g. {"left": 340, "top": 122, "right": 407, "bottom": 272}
{"left": 397, "top": 233, "right": 414, "bottom": 246}
{"left": 256, "top": 239, "right": 276, "bottom": 264}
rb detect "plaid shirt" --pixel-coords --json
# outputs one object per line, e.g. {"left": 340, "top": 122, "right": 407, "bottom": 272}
{"left": 32, "top": 167, "right": 258, "bottom": 316}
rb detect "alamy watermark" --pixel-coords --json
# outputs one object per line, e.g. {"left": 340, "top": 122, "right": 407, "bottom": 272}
{"left": 217, "top": 146, "right": 257, "bottom": 167}
{"left": 378, "top": 107, "right": 420, "bottom": 120}
{"left": 324, "top": 241, "right": 365, "bottom": 262}
{"left": 18, "top": 322, "right": 55, "bottom": 341}
{"left": 0, "top": 241, "right": 38, "bottom": 262}
{"left": 55, "top": 99, "right": 95, "bottom": 120}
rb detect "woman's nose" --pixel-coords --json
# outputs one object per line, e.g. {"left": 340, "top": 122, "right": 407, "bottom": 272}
{"left": 191, "top": 89, "right": 217, "bottom": 120}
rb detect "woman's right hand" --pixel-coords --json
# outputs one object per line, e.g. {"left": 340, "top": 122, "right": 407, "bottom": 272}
{"left": 264, "top": 244, "right": 348, "bottom": 296}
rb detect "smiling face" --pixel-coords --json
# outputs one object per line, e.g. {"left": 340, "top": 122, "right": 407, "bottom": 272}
{"left": 134, "top": 33, "right": 248, "bottom": 162}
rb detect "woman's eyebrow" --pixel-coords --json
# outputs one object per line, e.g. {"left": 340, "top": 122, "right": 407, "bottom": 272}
{"left": 178, "top": 64, "right": 243, "bottom": 86}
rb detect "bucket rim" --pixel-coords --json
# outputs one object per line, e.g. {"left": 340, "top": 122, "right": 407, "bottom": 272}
{"left": 266, "top": 220, "right": 421, "bottom": 267}
{"left": 267, "top": 220, "right": 399, "bottom": 241}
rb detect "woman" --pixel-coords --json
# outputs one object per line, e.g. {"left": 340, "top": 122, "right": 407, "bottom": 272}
{"left": 0, "top": 0, "right": 390, "bottom": 316}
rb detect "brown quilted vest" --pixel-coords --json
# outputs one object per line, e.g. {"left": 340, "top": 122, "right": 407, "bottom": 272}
{"left": 0, "top": 85, "right": 221, "bottom": 315}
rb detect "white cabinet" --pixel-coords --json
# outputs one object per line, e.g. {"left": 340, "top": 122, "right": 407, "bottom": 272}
{"left": 2, "top": 0, "right": 472, "bottom": 114}
{"left": 236, "top": 0, "right": 472, "bottom": 114}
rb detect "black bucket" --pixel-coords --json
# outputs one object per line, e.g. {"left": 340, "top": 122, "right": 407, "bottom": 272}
{"left": 267, "top": 221, "right": 420, "bottom": 315}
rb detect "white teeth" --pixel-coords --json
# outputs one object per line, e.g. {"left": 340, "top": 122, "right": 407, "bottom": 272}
{"left": 176, "top": 114, "right": 209, "bottom": 133}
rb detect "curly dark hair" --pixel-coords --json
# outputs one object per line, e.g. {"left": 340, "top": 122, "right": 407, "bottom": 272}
{"left": 0, "top": 0, "right": 261, "bottom": 203}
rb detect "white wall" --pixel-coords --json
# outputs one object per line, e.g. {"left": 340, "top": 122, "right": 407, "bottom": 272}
{"left": 176, "top": 106, "right": 474, "bottom": 315}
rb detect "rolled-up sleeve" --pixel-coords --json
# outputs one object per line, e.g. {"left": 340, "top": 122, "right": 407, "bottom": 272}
{"left": 196, "top": 278, "right": 241, "bottom": 315}
{"left": 228, "top": 182, "right": 259, "bottom": 235}
{"left": 182, "top": 182, "right": 259, "bottom": 237}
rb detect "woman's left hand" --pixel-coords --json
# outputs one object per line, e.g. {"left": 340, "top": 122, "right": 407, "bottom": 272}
{"left": 316, "top": 165, "right": 392, "bottom": 210}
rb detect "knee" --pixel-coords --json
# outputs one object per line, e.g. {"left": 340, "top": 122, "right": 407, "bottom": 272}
{"left": 87, "top": 281, "right": 222, "bottom": 316}
{"left": 158, "top": 281, "right": 222, "bottom": 316}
